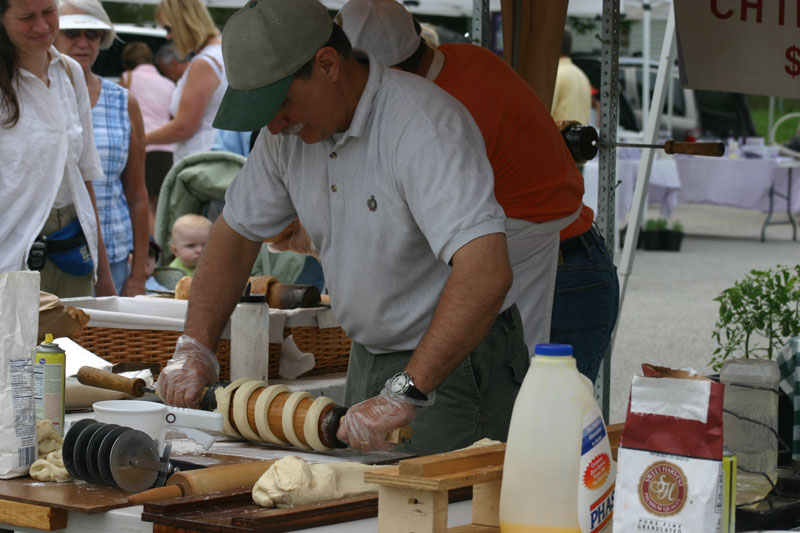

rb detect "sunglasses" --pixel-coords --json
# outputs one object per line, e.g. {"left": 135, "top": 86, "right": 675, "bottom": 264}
{"left": 61, "top": 29, "right": 104, "bottom": 41}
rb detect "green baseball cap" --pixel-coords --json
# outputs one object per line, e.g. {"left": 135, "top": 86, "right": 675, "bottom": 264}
{"left": 213, "top": 0, "right": 334, "bottom": 132}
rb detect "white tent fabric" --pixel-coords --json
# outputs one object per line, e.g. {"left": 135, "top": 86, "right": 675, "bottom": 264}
{"left": 624, "top": 0, "right": 672, "bottom": 20}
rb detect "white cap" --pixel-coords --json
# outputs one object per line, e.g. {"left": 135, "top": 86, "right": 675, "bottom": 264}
{"left": 59, "top": 14, "right": 112, "bottom": 31}
{"left": 337, "top": 0, "right": 421, "bottom": 67}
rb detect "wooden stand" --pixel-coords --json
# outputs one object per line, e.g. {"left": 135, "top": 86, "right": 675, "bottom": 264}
{"left": 365, "top": 443, "right": 505, "bottom": 533}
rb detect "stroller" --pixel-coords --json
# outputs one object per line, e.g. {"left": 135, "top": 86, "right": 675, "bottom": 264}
{"left": 153, "top": 151, "right": 323, "bottom": 290}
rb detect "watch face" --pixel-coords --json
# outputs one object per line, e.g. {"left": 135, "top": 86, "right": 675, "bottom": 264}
{"left": 389, "top": 373, "right": 408, "bottom": 394}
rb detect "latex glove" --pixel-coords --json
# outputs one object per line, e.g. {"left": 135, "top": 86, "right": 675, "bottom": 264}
{"left": 156, "top": 335, "right": 219, "bottom": 408}
{"left": 337, "top": 392, "right": 417, "bottom": 451}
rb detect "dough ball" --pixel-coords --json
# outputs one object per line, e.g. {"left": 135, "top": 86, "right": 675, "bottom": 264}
{"left": 174, "top": 276, "right": 192, "bottom": 299}
{"left": 29, "top": 450, "right": 72, "bottom": 483}
{"left": 252, "top": 456, "right": 376, "bottom": 508}
{"left": 36, "top": 420, "right": 63, "bottom": 458}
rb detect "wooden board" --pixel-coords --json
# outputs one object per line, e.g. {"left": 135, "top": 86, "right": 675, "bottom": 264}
{"left": 365, "top": 461, "right": 503, "bottom": 492}
{"left": 143, "top": 485, "right": 473, "bottom": 532}
{"left": 398, "top": 444, "right": 504, "bottom": 477}
{"left": 0, "top": 477, "right": 132, "bottom": 514}
{"left": 143, "top": 487, "right": 377, "bottom": 533}
{"left": 0, "top": 498, "right": 67, "bottom": 530}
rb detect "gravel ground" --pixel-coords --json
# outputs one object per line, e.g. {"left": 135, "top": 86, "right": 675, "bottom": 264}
{"left": 607, "top": 203, "right": 800, "bottom": 423}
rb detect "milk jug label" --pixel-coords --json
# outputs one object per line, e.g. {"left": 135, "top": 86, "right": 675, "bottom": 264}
{"left": 578, "top": 413, "right": 615, "bottom": 533}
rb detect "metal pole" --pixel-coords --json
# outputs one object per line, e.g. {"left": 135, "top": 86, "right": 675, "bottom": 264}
{"left": 594, "top": 0, "right": 622, "bottom": 420}
{"left": 610, "top": 8, "right": 677, "bottom": 385}
{"left": 642, "top": 2, "right": 651, "bottom": 131}
{"left": 472, "top": 0, "right": 491, "bottom": 48}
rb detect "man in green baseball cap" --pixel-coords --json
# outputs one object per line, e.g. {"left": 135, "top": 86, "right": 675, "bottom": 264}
{"left": 156, "top": 0, "right": 529, "bottom": 457}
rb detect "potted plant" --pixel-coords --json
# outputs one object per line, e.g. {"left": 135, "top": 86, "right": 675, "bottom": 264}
{"left": 711, "top": 265, "right": 800, "bottom": 370}
{"left": 641, "top": 218, "right": 667, "bottom": 250}
{"left": 711, "top": 265, "right": 800, "bottom": 464}
{"left": 663, "top": 220, "right": 684, "bottom": 251}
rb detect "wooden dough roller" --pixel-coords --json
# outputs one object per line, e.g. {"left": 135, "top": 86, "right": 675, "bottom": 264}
{"left": 77, "top": 367, "right": 410, "bottom": 451}
{"left": 128, "top": 459, "right": 278, "bottom": 504}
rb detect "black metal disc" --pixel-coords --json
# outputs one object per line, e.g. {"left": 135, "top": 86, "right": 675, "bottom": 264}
{"left": 61, "top": 418, "right": 96, "bottom": 480}
{"left": 85, "top": 423, "right": 120, "bottom": 486}
{"left": 97, "top": 426, "right": 129, "bottom": 488}
{"left": 108, "top": 429, "right": 160, "bottom": 493}
{"left": 71, "top": 422, "right": 105, "bottom": 483}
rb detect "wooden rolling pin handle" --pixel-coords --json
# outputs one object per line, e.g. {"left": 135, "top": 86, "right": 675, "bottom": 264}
{"left": 76, "top": 366, "right": 147, "bottom": 397}
{"left": 664, "top": 141, "right": 725, "bottom": 157}
{"left": 128, "top": 484, "right": 183, "bottom": 505}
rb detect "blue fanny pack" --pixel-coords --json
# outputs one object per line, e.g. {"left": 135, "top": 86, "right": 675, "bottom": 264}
{"left": 44, "top": 218, "right": 94, "bottom": 276}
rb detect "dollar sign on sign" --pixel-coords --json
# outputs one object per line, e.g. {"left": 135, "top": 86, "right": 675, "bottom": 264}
{"left": 786, "top": 45, "right": 800, "bottom": 78}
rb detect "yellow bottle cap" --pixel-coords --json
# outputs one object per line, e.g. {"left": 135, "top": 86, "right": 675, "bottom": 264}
{"left": 44, "top": 333, "right": 54, "bottom": 343}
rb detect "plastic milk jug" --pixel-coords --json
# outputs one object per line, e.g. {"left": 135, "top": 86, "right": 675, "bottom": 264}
{"left": 500, "top": 344, "right": 615, "bottom": 533}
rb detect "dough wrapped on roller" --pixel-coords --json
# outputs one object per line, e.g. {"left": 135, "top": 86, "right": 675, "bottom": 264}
{"left": 252, "top": 456, "right": 376, "bottom": 508}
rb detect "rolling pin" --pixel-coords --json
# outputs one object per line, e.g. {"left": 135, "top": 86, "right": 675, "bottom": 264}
{"left": 78, "top": 368, "right": 411, "bottom": 449}
{"left": 77, "top": 366, "right": 154, "bottom": 397}
{"left": 128, "top": 459, "right": 278, "bottom": 504}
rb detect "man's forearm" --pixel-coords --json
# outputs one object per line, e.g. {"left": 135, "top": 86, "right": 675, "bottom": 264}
{"left": 405, "top": 233, "right": 512, "bottom": 394}
{"left": 184, "top": 215, "right": 263, "bottom": 350}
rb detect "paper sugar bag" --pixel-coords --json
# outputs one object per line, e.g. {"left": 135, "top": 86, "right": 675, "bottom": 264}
{"left": 613, "top": 365, "right": 727, "bottom": 532}
{"left": 0, "top": 272, "right": 39, "bottom": 478}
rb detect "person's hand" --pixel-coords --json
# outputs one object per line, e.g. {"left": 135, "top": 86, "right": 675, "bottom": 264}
{"left": 156, "top": 335, "right": 219, "bottom": 408}
{"left": 266, "top": 220, "right": 319, "bottom": 258}
{"left": 121, "top": 275, "right": 146, "bottom": 296}
{"left": 555, "top": 119, "right": 582, "bottom": 132}
{"left": 336, "top": 392, "right": 417, "bottom": 451}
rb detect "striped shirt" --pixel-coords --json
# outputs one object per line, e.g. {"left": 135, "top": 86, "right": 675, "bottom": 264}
{"left": 92, "top": 78, "right": 133, "bottom": 263}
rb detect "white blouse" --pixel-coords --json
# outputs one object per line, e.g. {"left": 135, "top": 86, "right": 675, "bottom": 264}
{"left": 0, "top": 48, "right": 103, "bottom": 275}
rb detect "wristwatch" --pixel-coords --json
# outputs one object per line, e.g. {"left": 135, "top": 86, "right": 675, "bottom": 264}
{"left": 387, "top": 371, "right": 429, "bottom": 402}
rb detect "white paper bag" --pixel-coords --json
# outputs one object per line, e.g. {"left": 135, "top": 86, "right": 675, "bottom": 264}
{"left": 0, "top": 272, "right": 39, "bottom": 478}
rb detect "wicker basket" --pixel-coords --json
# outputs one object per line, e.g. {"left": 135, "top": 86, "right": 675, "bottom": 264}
{"left": 70, "top": 325, "right": 351, "bottom": 380}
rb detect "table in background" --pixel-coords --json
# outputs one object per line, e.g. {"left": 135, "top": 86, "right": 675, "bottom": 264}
{"left": 582, "top": 154, "right": 682, "bottom": 221}
{"left": 675, "top": 156, "right": 800, "bottom": 241}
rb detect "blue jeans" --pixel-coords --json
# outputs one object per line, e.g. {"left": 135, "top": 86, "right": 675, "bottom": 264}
{"left": 109, "top": 259, "right": 130, "bottom": 294}
{"left": 550, "top": 226, "right": 619, "bottom": 383}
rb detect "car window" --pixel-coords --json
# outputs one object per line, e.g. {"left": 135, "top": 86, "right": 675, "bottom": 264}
{"left": 94, "top": 28, "right": 167, "bottom": 81}
{"left": 635, "top": 69, "right": 686, "bottom": 117}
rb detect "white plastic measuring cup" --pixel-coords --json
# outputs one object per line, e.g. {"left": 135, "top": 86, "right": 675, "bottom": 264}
{"left": 93, "top": 400, "right": 223, "bottom": 452}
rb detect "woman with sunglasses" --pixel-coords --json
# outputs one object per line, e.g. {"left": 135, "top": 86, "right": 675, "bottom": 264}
{"left": 0, "top": 0, "right": 115, "bottom": 297}
{"left": 144, "top": 0, "right": 226, "bottom": 164}
{"left": 54, "top": 0, "right": 149, "bottom": 296}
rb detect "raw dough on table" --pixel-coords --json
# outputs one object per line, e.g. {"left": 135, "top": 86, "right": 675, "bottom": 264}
{"left": 29, "top": 450, "right": 72, "bottom": 483}
{"left": 252, "top": 456, "right": 376, "bottom": 508}
{"left": 36, "top": 420, "right": 63, "bottom": 458}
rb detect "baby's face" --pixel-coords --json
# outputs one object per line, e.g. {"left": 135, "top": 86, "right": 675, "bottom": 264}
{"left": 171, "top": 227, "right": 209, "bottom": 267}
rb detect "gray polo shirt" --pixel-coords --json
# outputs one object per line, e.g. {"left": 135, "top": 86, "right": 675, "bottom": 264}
{"left": 223, "top": 54, "right": 506, "bottom": 353}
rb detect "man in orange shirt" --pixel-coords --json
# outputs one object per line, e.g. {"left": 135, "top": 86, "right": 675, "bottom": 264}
{"left": 338, "top": 0, "right": 619, "bottom": 382}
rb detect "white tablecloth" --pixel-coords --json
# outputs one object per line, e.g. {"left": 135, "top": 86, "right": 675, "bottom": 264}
{"left": 583, "top": 152, "right": 800, "bottom": 221}
{"left": 583, "top": 155, "right": 681, "bottom": 221}
{"left": 675, "top": 156, "right": 800, "bottom": 213}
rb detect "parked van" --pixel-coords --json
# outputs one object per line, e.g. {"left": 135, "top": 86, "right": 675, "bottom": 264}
{"left": 573, "top": 55, "right": 756, "bottom": 141}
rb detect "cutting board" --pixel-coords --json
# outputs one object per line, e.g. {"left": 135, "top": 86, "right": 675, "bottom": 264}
{"left": 142, "top": 486, "right": 473, "bottom": 532}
